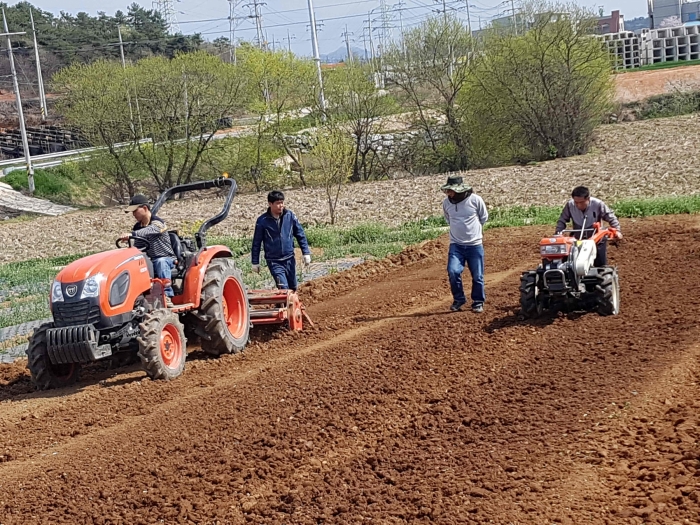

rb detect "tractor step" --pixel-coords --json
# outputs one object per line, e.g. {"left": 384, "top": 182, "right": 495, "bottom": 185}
{"left": 170, "top": 302, "right": 195, "bottom": 313}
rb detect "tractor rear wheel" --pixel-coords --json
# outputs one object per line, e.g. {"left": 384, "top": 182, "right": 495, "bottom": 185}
{"left": 198, "top": 259, "right": 250, "bottom": 357}
{"left": 595, "top": 267, "right": 620, "bottom": 316}
{"left": 26, "top": 323, "right": 81, "bottom": 390}
{"left": 519, "top": 271, "right": 543, "bottom": 318}
{"left": 137, "top": 309, "right": 187, "bottom": 380}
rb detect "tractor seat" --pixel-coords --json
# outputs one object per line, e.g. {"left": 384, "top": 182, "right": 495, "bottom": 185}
{"left": 169, "top": 231, "right": 183, "bottom": 261}
{"left": 168, "top": 231, "right": 186, "bottom": 278}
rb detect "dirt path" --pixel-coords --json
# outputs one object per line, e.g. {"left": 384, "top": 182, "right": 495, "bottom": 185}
{"left": 0, "top": 216, "right": 699, "bottom": 524}
{"left": 615, "top": 64, "right": 700, "bottom": 104}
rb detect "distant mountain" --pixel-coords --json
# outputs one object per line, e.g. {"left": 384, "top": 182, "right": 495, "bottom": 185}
{"left": 320, "top": 45, "right": 366, "bottom": 63}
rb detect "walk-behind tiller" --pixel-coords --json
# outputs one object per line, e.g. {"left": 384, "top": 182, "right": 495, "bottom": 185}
{"left": 247, "top": 289, "right": 314, "bottom": 331}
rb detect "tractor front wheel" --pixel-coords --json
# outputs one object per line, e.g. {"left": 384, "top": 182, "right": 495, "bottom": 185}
{"left": 519, "top": 271, "right": 543, "bottom": 318}
{"left": 595, "top": 267, "right": 620, "bottom": 316}
{"left": 26, "top": 323, "right": 81, "bottom": 390}
{"left": 198, "top": 259, "right": 250, "bottom": 357}
{"left": 137, "top": 309, "right": 187, "bottom": 380}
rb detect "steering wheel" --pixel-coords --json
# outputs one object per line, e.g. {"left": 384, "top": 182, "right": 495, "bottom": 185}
{"left": 116, "top": 235, "right": 151, "bottom": 253}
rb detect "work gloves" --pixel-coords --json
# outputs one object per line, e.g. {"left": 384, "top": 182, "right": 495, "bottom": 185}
{"left": 251, "top": 255, "right": 310, "bottom": 274}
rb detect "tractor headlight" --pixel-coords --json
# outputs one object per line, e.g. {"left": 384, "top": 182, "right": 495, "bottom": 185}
{"left": 540, "top": 244, "right": 568, "bottom": 255}
{"left": 51, "top": 281, "right": 64, "bottom": 303}
{"left": 80, "top": 274, "right": 103, "bottom": 299}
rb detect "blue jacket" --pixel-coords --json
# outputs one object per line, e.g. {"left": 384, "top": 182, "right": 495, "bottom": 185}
{"left": 252, "top": 208, "right": 311, "bottom": 264}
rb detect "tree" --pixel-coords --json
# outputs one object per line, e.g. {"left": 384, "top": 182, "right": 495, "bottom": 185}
{"left": 53, "top": 51, "right": 248, "bottom": 195}
{"left": 473, "top": 2, "right": 613, "bottom": 160}
{"left": 238, "top": 46, "right": 316, "bottom": 187}
{"left": 0, "top": 1, "right": 203, "bottom": 91}
{"left": 308, "top": 127, "right": 353, "bottom": 225}
{"left": 52, "top": 60, "right": 139, "bottom": 198}
{"left": 384, "top": 15, "right": 474, "bottom": 173}
{"left": 323, "top": 63, "right": 398, "bottom": 181}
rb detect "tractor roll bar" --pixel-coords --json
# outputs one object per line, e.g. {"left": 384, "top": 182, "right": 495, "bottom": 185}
{"left": 151, "top": 177, "right": 238, "bottom": 250}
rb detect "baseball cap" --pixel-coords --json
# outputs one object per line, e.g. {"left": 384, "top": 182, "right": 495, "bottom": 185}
{"left": 125, "top": 194, "right": 149, "bottom": 213}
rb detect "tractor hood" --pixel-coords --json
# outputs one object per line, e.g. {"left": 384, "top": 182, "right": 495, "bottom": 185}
{"left": 56, "top": 248, "right": 144, "bottom": 284}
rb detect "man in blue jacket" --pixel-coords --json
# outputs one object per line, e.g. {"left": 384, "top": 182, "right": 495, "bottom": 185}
{"left": 251, "top": 191, "right": 312, "bottom": 291}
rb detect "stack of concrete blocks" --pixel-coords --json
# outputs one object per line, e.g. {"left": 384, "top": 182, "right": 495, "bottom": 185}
{"left": 600, "top": 31, "right": 641, "bottom": 70}
{"left": 639, "top": 25, "right": 700, "bottom": 65}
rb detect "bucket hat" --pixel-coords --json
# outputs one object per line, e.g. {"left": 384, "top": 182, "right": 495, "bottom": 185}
{"left": 440, "top": 175, "right": 471, "bottom": 193}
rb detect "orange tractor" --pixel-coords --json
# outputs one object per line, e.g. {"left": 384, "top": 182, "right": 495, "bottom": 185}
{"left": 27, "top": 177, "right": 311, "bottom": 390}
{"left": 519, "top": 221, "right": 620, "bottom": 318}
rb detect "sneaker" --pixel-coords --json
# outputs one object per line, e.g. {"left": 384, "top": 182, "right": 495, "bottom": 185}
{"left": 471, "top": 304, "right": 484, "bottom": 313}
{"left": 165, "top": 297, "right": 174, "bottom": 308}
{"left": 450, "top": 301, "right": 466, "bottom": 312}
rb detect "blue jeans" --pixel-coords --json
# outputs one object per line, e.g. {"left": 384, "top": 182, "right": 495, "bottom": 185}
{"left": 153, "top": 257, "right": 175, "bottom": 297}
{"left": 447, "top": 243, "right": 485, "bottom": 306}
{"left": 268, "top": 258, "right": 298, "bottom": 291}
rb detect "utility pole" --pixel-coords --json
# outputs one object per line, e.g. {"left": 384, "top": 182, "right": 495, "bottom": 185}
{"left": 396, "top": 1, "right": 406, "bottom": 60}
{"left": 510, "top": 0, "right": 517, "bottom": 34}
{"left": 1, "top": 12, "right": 33, "bottom": 194}
{"left": 465, "top": 0, "right": 472, "bottom": 34}
{"left": 342, "top": 25, "right": 353, "bottom": 63}
{"left": 29, "top": 9, "right": 47, "bottom": 121}
{"left": 285, "top": 29, "right": 295, "bottom": 53}
{"left": 255, "top": 0, "right": 266, "bottom": 50}
{"left": 307, "top": 0, "right": 326, "bottom": 116}
{"left": 118, "top": 26, "right": 135, "bottom": 137}
{"left": 228, "top": 0, "right": 235, "bottom": 63}
{"left": 361, "top": 26, "right": 368, "bottom": 61}
{"left": 367, "top": 12, "right": 379, "bottom": 87}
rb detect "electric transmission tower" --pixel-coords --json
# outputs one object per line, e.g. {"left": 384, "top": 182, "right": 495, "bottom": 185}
{"left": 153, "top": 0, "right": 181, "bottom": 34}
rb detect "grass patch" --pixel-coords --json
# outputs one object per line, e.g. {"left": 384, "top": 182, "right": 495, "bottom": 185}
{"left": 619, "top": 59, "right": 700, "bottom": 73}
{"left": 0, "top": 253, "right": 88, "bottom": 329}
{"left": 2, "top": 194, "right": 700, "bottom": 331}
{"left": 622, "top": 91, "right": 700, "bottom": 119}
{"left": 3, "top": 163, "right": 102, "bottom": 206}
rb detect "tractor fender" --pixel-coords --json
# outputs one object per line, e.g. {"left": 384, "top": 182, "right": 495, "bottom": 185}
{"left": 574, "top": 239, "right": 597, "bottom": 277}
{"left": 179, "top": 246, "right": 234, "bottom": 308}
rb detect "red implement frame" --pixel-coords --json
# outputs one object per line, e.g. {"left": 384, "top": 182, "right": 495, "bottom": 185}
{"left": 247, "top": 289, "right": 313, "bottom": 331}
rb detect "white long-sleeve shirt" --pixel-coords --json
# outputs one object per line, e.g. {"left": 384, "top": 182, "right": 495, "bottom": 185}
{"left": 443, "top": 193, "right": 489, "bottom": 246}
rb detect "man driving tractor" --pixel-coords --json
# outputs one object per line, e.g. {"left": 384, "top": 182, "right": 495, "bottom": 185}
{"left": 556, "top": 186, "right": 623, "bottom": 267}
{"left": 120, "top": 194, "right": 176, "bottom": 307}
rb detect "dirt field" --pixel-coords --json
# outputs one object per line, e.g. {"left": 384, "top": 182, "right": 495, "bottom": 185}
{"left": 0, "top": 214, "right": 699, "bottom": 524}
{"left": 615, "top": 64, "right": 700, "bottom": 104}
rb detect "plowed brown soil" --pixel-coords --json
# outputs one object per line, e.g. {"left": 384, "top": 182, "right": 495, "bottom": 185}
{"left": 1, "top": 216, "right": 700, "bottom": 524}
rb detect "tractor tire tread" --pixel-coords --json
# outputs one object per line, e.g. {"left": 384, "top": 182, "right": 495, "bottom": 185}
{"left": 196, "top": 258, "right": 250, "bottom": 357}
{"left": 519, "top": 271, "right": 540, "bottom": 318}
{"left": 137, "top": 309, "right": 187, "bottom": 381}
{"left": 595, "top": 267, "right": 619, "bottom": 316}
{"left": 26, "top": 322, "right": 81, "bottom": 390}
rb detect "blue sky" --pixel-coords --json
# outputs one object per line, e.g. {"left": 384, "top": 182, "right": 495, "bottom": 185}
{"left": 30, "top": 0, "right": 650, "bottom": 56}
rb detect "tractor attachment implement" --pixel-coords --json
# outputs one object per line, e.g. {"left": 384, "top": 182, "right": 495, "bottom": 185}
{"left": 247, "top": 289, "right": 313, "bottom": 331}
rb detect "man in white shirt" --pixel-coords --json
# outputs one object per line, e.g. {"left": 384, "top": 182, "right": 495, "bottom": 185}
{"left": 441, "top": 175, "right": 489, "bottom": 313}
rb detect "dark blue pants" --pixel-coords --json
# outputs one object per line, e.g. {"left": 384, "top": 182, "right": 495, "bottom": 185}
{"left": 268, "top": 258, "right": 298, "bottom": 291}
{"left": 447, "top": 243, "right": 485, "bottom": 306}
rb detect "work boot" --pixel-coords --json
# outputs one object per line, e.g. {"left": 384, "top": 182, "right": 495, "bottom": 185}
{"left": 471, "top": 304, "right": 484, "bottom": 313}
{"left": 450, "top": 300, "right": 465, "bottom": 312}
